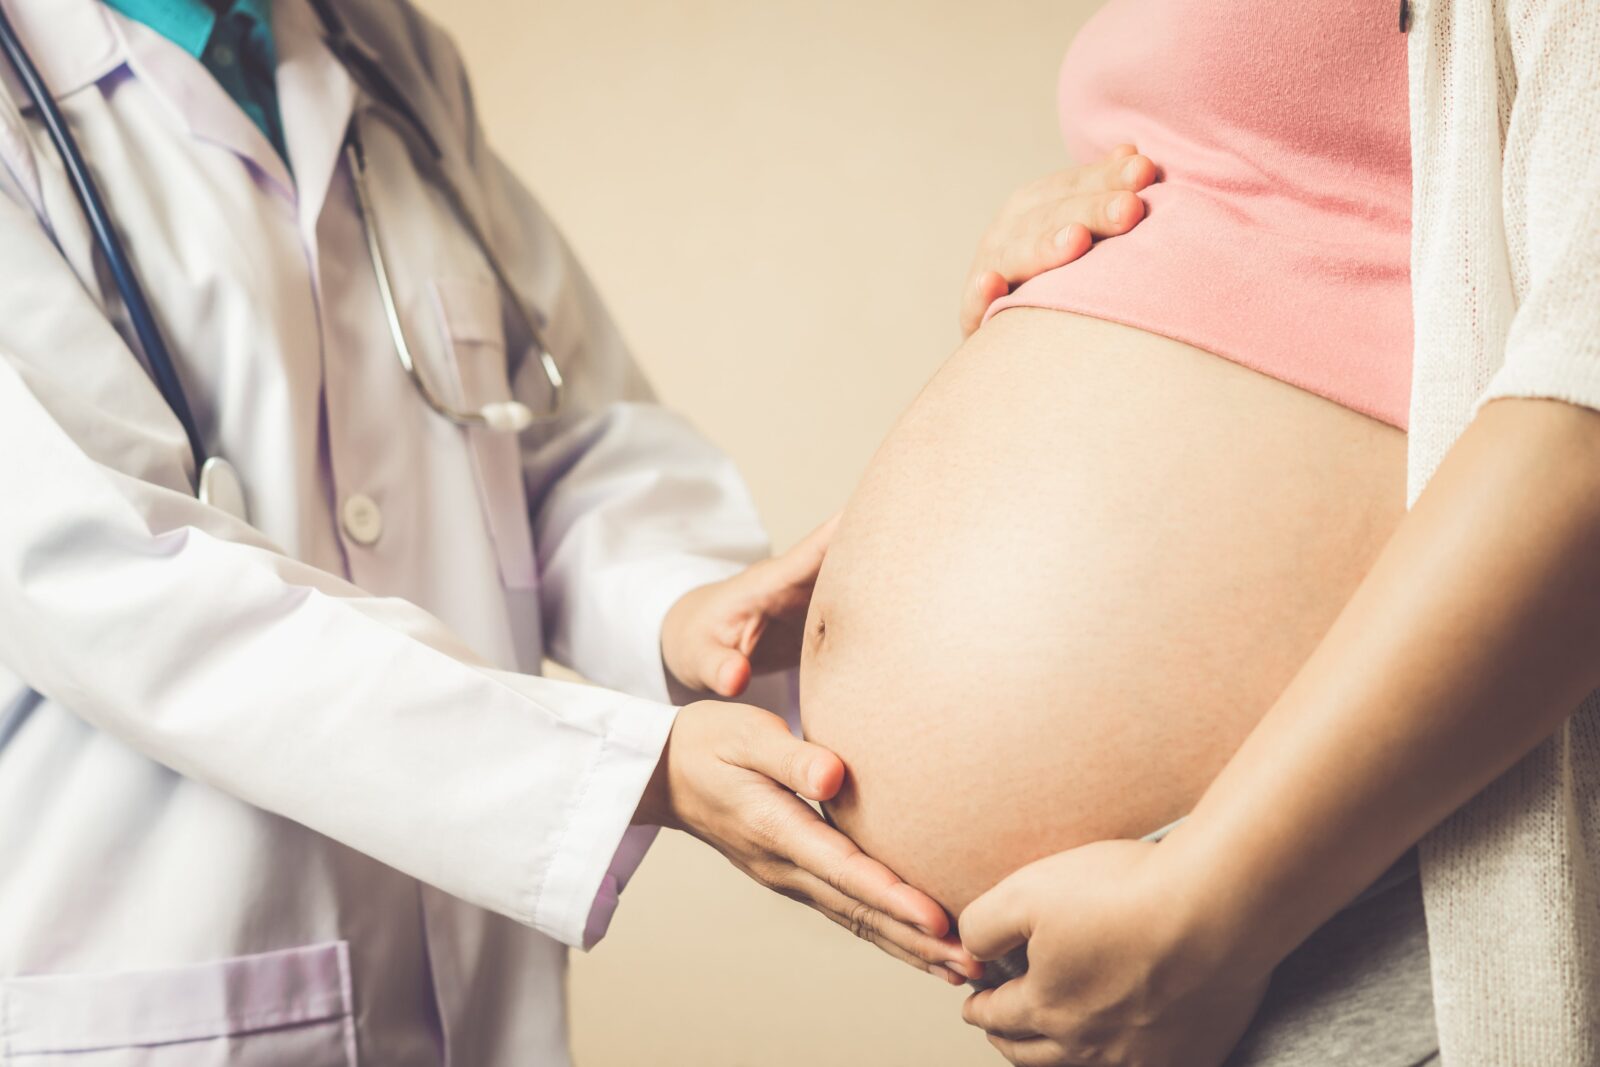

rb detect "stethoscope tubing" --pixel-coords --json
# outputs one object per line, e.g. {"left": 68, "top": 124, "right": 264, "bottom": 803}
{"left": 343, "top": 114, "right": 562, "bottom": 432}
{"left": 0, "top": 4, "right": 565, "bottom": 450}
{"left": 0, "top": 3, "right": 208, "bottom": 479}
{"left": 0, "top": 2, "right": 566, "bottom": 740}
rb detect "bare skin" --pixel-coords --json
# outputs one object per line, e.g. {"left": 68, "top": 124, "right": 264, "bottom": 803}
{"left": 649, "top": 147, "right": 1163, "bottom": 982}
{"left": 799, "top": 307, "right": 1406, "bottom": 917}
{"left": 960, "top": 398, "right": 1600, "bottom": 1066}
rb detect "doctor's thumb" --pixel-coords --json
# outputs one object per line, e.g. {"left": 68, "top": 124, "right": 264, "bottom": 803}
{"left": 745, "top": 724, "right": 846, "bottom": 802}
{"left": 706, "top": 649, "right": 752, "bottom": 698}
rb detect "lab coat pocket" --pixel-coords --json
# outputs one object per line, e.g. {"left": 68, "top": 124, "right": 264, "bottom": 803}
{"left": 0, "top": 941, "right": 357, "bottom": 1066}
{"left": 430, "top": 276, "right": 538, "bottom": 590}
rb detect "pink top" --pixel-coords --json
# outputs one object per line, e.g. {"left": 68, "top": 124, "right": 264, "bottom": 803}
{"left": 992, "top": 0, "right": 1413, "bottom": 428}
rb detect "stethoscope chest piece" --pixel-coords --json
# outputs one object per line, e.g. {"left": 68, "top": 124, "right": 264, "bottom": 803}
{"left": 198, "top": 457, "right": 249, "bottom": 523}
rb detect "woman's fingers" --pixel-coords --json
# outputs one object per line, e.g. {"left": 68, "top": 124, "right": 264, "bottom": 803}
{"left": 1078, "top": 189, "right": 1146, "bottom": 237}
{"left": 986, "top": 1033, "right": 1072, "bottom": 1067}
{"left": 958, "top": 874, "right": 1037, "bottom": 961}
{"left": 960, "top": 143, "right": 1159, "bottom": 335}
{"left": 978, "top": 191, "right": 1134, "bottom": 290}
{"left": 1038, "top": 220, "right": 1096, "bottom": 271}
{"left": 1050, "top": 148, "right": 1156, "bottom": 198}
{"left": 960, "top": 270, "right": 1014, "bottom": 336}
{"left": 1033, "top": 190, "right": 1144, "bottom": 252}
{"left": 1009, "top": 148, "right": 1153, "bottom": 212}
{"left": 970, "top": 985, "right": 1072, "bottom": 1066}
{"left": 987, "top": 189, "right": 1148, "bottom": 292}
{"left": 958, "top": 211, "right": 1090, "bottom": 337}
{"left": 963, "top": 982, "right": 1041, "bottom": 1039}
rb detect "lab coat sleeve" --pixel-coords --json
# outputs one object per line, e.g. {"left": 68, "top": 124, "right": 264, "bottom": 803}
{"left": 0, "top": 189, "right": 670, "bottom": 951}
{"left": 452, "top": 103, "right": 772, "bottom": 708}
{"left": 388, "top": 1, "right": 781, "bottom": 704}
{"left": 434, "top": 31, "right": 782, "bottom": 933}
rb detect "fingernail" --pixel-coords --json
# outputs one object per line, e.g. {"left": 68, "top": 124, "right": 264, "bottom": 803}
{"left": 1108, "top": 196, "right": 1127, "bottom": 224}
{"left": 1053, "top": 226, "right": 1077, "bottom": 252}
{"left": 1122, "top": 157, "right": 1144, "bottom": 183}
{"left": 946, "top": 960, "right": 975, "bottom": 980}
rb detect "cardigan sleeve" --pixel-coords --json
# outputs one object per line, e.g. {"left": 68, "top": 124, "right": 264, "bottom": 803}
{"left": 1476, "top": 0, "right": 1600, "bottom": 413}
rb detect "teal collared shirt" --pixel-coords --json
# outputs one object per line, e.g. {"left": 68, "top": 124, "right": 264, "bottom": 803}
{"left": 105, "top": 0, "right": 289, "bottom": 165}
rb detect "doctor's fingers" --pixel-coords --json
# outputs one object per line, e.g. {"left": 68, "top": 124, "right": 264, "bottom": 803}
{"left": 775, "top": 866, "right": 977, "bottom": 978}
{"left": 731, "top": 714, "right": 848, "bottom": 801}
{"left": 727, "top": 724, "right": 953, "bottom": 935}
{"left": 805, "top": 894, "right": 966, "bottom": 984}
{"left": 751, "top": 793, "right": 952, "bottom": 938}
{"left": 761, "top": 512, "right": 841, "bottom": 593}
{"left": 720, "top": 514, "right": 841, "bottom": 627}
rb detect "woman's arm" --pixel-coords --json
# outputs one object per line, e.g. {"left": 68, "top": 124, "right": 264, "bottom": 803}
{"left": 1158, "top": 397, "right": 1600, "bottom": 962}
{"left": 958, "top": 396, "right": 1600, "bottom": 1065}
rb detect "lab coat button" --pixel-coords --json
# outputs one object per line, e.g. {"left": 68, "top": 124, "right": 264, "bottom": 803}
{"left": 341, "top": 493, "right": 384, "bottom": 545}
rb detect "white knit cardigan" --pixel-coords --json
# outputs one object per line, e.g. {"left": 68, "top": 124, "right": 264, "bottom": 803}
{"left": 1407, "top": 1, "right": 1600, "bottom": 1063}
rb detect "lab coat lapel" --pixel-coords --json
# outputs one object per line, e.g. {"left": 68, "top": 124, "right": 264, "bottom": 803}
{"left": 273, "top": 0, "right": 355, "bottom": 264}
{"left": 0, "top": 0, "right": 125, "bottom": 288}
{"left": 113, "top": 15, "right": 296, "bottom": 201}
{"left": 0, "top": 0, "right": 120, "bottom": 103}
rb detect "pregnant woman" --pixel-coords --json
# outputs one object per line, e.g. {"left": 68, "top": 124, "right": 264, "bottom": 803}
{"left": 803, "top": 0, "right": 1600, "bottom": 1063}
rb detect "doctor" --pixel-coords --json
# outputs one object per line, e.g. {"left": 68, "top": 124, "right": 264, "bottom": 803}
{"left": 0, "top": 0, "right": 980, "bottom": 1062}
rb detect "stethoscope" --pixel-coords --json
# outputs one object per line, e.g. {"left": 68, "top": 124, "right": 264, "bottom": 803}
{"left": 0, "top": 0, "right": 564, "bottom": 524}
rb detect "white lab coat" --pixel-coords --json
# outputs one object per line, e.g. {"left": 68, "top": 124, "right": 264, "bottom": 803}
{"left": 0, "top": 1, "right": 775, "bottom": 1063}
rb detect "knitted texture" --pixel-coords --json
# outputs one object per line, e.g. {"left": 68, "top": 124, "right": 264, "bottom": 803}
{"left": 1408, "top": 0, "right": 1600, "bottom": 1062}
{"left": 993, "top": 0, "right": 1414, "bottom": 429}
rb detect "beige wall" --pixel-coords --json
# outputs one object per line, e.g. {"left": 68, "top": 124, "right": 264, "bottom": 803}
{"left": 410, "top": 2, "right": 1101, "bottom": 1063}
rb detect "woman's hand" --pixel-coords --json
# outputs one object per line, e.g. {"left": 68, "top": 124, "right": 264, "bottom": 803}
{"left": 959, "top": 839, "right": 1269, "bottom": 1066}
{"left": 960, "top": 144, "right": 1158, "bottom": 336}
{"left": 634, "top": 699, "right": 979, "bottom": 984}
{"left": 661, "top": 515, "right": 839, "bottom": 697}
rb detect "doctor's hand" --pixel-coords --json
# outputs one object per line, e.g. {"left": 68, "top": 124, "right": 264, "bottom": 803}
{"left": 959, "top": 839, "right": 1269, "bottom": 1067}
{"left": 634, "top": 699, "right": 978, "bottom": 984}
{"left": 661, "top": 515, "right": 839, "bottom": 698}
{"left": 960, "top": 143, "right": 1158, "bottom": 336}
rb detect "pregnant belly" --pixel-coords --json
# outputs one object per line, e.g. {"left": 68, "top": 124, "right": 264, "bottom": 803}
{"left": 799, "top": 308, "right": 1405, "bottom": 917}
